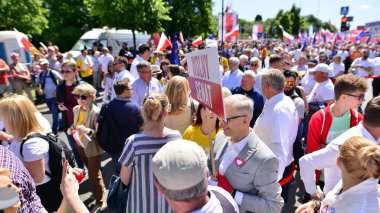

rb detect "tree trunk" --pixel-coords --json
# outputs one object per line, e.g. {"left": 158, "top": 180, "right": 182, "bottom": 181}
{"left": 132, "top": 29, "right": 137, "bottom": 50}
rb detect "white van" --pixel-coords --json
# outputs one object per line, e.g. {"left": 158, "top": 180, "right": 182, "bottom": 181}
{"left": 0, "top": 31, "right": 32, "bottom": 64}
{"left": 69, "top": 28, "right": 151, "bottom": 57}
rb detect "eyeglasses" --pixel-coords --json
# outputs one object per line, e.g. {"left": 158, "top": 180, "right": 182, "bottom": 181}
{"left": 125, "top": 88, "right": 134, "bottom": 91}
{"left": 220, "top": 115, "right": 246, "bottom": 123}
{"left": 74, "top": 94, "right": 89, "bottom": 100}
{"left": 284, "top": 81, "right": 296, "bottom": 86}
{"left": 113, "top": 62, "right": 122, "bottom": 65}
{"left": 251, "top": 64, "right": 258, "bottom": 67}
{"left": 344, "top": 93, "right": 365, "bottom": 102}
{"left": 60, "top": 70, "right": 72, "bottom": 74}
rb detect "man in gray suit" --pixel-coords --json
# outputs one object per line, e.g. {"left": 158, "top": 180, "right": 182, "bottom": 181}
{"left": 210, "top": 94, "right": 284, "bottom": 213}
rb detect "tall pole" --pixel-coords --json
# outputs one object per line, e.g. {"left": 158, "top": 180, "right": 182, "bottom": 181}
{"left": 221, "top": 0, "right": 224, "bottom": 53}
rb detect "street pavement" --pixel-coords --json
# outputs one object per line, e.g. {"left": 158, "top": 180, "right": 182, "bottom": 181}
{"left": 36, "top": 78, "right": 374, "bottom": 212}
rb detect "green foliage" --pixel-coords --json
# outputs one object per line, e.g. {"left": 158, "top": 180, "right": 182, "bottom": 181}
{"left": 87, "top": 0, "right": 171, "bottom": 48}
{"left": 162, "top": 0, "right": 214, "bottom": 40}
{"left": 0, "top": 0, "right": 48, "bottom": 36}
{"left": 33, "top": 0, "right": 99, "bottom": 52}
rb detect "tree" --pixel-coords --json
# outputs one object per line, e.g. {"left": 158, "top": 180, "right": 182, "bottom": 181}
{"left": 33, "top": 0, "right": 99, "bottom": 52}
{"left": 254, "top": 15, "right": 262, "bottom": 22}
{"left": 0, "top": 0, "right": 48, "bottom": 36}
{"left": 87, "top": 0, "right": 171, "bottom": 49}
{"left": 289, "top": 4, "right": 301, "bottom": 35}
{"left": 161, "top": 0, "right": 214, "bottom": 40}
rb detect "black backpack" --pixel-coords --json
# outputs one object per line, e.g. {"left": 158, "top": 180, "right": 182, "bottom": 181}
{"left": 20, "top": 133, "right": 76, "bottom": 183}
{"left": 39, "top": 70, "right": 58, "bottom": 90}
{"left": 96, "top": 104, "right": 123, "bottom": 154}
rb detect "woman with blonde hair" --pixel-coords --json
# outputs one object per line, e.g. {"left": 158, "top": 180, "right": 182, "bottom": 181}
{"left": 119, "top": 93, "right": 181, "bottom": 213}
{"left": 296, "top": 136, "right": 380, "bottom": 213}
{"left": 164, "top": 75, "right": 198, "bottom": 134}
{"left": 0, "top": 95, "right": 61, "bottom": 212}
{"left": 66, "top": 83, "right": 106, "bottom": 212}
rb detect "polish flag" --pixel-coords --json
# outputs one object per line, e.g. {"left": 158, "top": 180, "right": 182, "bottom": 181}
{"left": 14, "top": 29, "right": 43, "bottom": 56}
{"left": 279, "top": 25, "right": 294, "bottom": 42}
{"left": 192, "top": 36, "right": 203, "bottom": 46}
{"left": 156, "top": 32, "right": 172, "bottom": 52}
{"left": 225, "top": 25, "right": 239, "bottom": 40}
{"left": 179, "top": 31, "right": 184, "bottom": 43}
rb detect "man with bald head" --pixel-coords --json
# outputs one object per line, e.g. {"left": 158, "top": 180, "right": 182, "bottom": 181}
{"left": 231, "top": 70, "right": 265, "bottom": 127}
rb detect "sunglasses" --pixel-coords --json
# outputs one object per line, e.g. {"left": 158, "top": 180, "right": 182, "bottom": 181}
{"left": 284, "top": 81, "right": 296, "bottom": 86}
{"left": 74, "top": 94, "right": 89, "bottom": 100}
{"left": 60, "top": 70, "right": 72, "bottom": 74}
{"left": 251, "top": 64, "right": 258, "bottom": 67}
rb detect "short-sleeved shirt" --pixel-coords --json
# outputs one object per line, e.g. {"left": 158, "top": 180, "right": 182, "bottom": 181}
{"left": 8, "top": 136, "right": 51, "bottom": 185}
{"left": 118, "top": 130, "right": 182, "bottom": 213}
{"left": 307, "top": 79, "right": 335, "bottom": 103}
{"left": 328, "top": 63, "right": 345, "bottom": 78}
{"left": 36, "top": 70, "right": 60, "bottom": 98}
{"left": 351, "top": 58, "right": 373, "bottom": 77}
{"left": 0, "top": 145, "right": 43, "bottom": 212}
{"left": 183, "top": 125, "right": 218, "bottom": 156}
{"left": 0, "top": 59, "right": 9, "bottom": 84}
{"left": 98, "top": 54, "right": 114, "bottom": 73}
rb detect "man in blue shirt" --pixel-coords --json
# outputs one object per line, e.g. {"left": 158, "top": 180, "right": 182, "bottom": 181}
{"left": 35, "top": 59, "right": 62, "bottom": 134}
{"left": 132, "top": 61, "right": 162, "bottom": 106}
{"left": 231, "top": 70, "right": 265, "bottom": 127}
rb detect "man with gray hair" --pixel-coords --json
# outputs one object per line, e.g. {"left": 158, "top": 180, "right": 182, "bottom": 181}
{"left": 211, "top": 94, "right": 283, "bottom": 212}
{"left": 222, "top": 57, "right": 243, "bottom": 90}
{"left": 231, "top": 70, "right": 265, "bottom": 127}
{"left": 132, "top": 61, "right": 162, "bottom": 106}
{"left": 253, "top": 69, "right": 298, "bottom": 203}
{"left": 238, "top": 54, "right": 249, "bottom": 71}
{"left": 152, "top": 140, "right": 239, "bottom": 213}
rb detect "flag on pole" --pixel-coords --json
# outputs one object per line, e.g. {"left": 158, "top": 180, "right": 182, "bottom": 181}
{"left": 39, "top": 42, "right": 48, "bottom": 52}
{"left": 192, "top": 36, "right": 203, "bottom": 47}
{"left": 156, "top": 32, "right": 172, "bottom": 52}
{"left": 170, "top": 33, "right": 180, "bottom": 65}
{"left": 14, "top": 29, "right": 43, "bottom": 57}
{"left": 279, "top": 25, "right": 294, "bottom": 42}
{"left": 225, "top": 25, "right": 239, "bottom": 40}
{"left": 179, "top": 31, "right": 184, "bottom": 43}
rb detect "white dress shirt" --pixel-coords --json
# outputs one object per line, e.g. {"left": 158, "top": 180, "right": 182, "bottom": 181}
{"left": 254, "top": 67, "right": 271, "bottom": 94}
{"left": 299, "top": 123, "right": 380, "bottom": 195}
{"left": 222, "top": 68, "right": 243, "bottom": 90}
{"left": 110, "top": 69, "right": 135, "bottom": 100}
{"left": 130, "top": 55, "right": 145, "bottom": 79}
{"left": 253, "top": 93, "right": 298, "bottom": 180}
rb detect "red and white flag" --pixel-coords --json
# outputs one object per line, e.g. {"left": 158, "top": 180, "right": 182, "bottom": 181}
{"left": 156, "top": 32, "right": 172, "bottom": 52}
{"left": 225, "top": 25, "right": 239, "bottom": 40}
{"left": 14, "top": 29, "right": 43, "bottom": 57}
{"left": 279, "top": 25, "right": 294, "bottom": 42}
{"left": 179, "top": 31, "right": 184, "bottom": 43}
{"left": 192, "top": 36, "right": 203, "bottom": 46}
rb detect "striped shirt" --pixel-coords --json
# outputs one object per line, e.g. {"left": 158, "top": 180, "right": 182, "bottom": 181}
{"left": 119, "top": 130, "right": 182, "bottom": 213}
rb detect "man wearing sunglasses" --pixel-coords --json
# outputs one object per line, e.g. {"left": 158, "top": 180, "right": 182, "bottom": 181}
{"left": 302, "top": 74, "right": 368, "bottom": 201}
{"left": 35, "top": 59, "right": 62, "bottom": 134}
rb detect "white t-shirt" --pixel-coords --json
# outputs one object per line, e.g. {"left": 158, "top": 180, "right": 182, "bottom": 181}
{"left": 307, "top": 79, "right": 334, "bottom": 103}
{"left": 111, "top": 70, "right": 135, "bottom": 100}
{"left": 328, "top": 63, "right": 345, "bottom": 78}
{"left": 8, "top": 136, "right": 51, "bottom": 185}
{"left": 190, "top": 186, "right": 239, "bottom": 213}
{"left": 98, "top": 54, "right": 114, "bottom": 73}
{"left": 351, "top": 58, "right": 373, "bottom": 77}
{"left": 300, "top": 70, "right": 317, "bottom": 95}
{"left": 130, "top": 55, "right": 145, "bottom": 79}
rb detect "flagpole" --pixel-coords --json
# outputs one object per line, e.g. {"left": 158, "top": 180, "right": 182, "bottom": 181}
{"left": 221, "top": 0, "right": 224, "bottom": 53}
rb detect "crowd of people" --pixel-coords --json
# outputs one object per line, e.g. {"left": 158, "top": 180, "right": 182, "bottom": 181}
{"left": 0, "top": 37, "right": 379, "bottom": 213}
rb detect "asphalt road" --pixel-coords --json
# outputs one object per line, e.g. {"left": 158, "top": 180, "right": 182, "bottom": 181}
{"left": 36, "top": 78, "right": 374, "bottom": 212}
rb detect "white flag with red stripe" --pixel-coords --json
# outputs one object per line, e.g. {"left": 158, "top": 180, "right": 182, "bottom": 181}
{"left": 157, "top": 32, "right": 172, "bottom": 52}
{"left": 225, "top": 25, "right": 239, "bottom": 40}
{"left": 192, "top": 36, "right": 203, "bottom": 46}
{"left": 179, "top": 31, "right": 184, "bottom": 43}
{"left": 279, "top": 25, "right": 294, "bottom": 42}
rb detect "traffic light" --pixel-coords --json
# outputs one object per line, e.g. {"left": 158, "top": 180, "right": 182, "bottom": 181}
{"left": 341, "top": 17, "right": 348, "bottom": 32}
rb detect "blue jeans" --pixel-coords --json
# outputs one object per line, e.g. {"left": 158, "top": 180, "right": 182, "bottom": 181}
{"left": 110, "top": 151, "right": 123, "bottom": 175}
{"left": 45, "top": 97, "right": 61, "bottom": 134}
{"left": 65, "top": 132, "right": 84, "bottom": 169}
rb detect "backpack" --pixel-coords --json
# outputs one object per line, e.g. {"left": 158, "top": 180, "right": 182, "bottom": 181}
{"left": 39, "top": 70, "right": 58, "bottom": 90}
{"left": 96, "top": 104, "right": 123, "bottom": 154}
{"left": 20, "top": 133, "right": 76, "bottom": 183}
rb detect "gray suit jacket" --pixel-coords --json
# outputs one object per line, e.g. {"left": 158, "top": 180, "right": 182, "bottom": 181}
{"left": 210, "top": 132, "right": 284, "bottom": 213}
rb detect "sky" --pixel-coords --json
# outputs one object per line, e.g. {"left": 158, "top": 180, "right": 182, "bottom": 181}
{"left": 212, "top": 0, "right": 380, "bottom": 30}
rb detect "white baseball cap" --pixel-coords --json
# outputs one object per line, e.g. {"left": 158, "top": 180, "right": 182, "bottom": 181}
{"left": 310, "top": 63, "right": 330, "bottom": 73}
